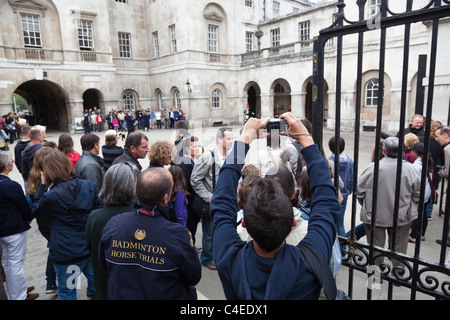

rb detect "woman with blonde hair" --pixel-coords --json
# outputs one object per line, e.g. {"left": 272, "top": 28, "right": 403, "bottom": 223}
{"left": 102, "top": 130, "right": 124, "bottom": 170}
{"left": 148, "top": 140, "right": 175, "bottom": 168}
{"left": 32, "top": 151, "right": 102, "bottom": 300}
{"left": 403, "top": 132, "right": 419, "bottom": 163}
{"left": 26, "top": 147, "right": 57, "bottom": 201}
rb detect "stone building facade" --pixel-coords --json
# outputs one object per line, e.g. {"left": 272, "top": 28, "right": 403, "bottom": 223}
{"left": 0, "top": 0, "right": 448, "bottom": 132}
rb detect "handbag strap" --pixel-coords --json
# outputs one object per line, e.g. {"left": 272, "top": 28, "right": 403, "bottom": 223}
{"left": 426, "top": 172, "right": 435, "bottom": 191}
{"left": 210, "top": 150, "right": 216, "bottom": 191}
{"left": 297, "top": 241, "right": 337, "bottom": 300}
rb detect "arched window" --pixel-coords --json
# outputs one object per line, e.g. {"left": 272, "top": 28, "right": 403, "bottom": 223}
{"left": 174, "top": 90, "right": 181, "bottom": 109}
{"left": 212, "top": 89, "right": 221, "bottom": 108}
{"left": 123, "top": 91, "right": 136, "bottom": 110}
{"left": 158, "top": 92, "right": 163, "bottom": 109}
{"left": 365, "top": 79, "right": 379, "bottom": 106}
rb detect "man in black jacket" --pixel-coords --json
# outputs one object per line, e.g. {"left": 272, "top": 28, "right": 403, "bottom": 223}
{"left": 99, "top": 167, "right": 201, "bottom": 299}
{"left": 20, "top": 128, "right": 44, "bottom": 181}
{"left": 14, "top": 125, "right": 31, "bottom": 174}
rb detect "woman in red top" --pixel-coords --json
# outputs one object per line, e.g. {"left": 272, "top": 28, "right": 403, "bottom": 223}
{"left": 57, "top": 133, "right": 80, "bottom": 166}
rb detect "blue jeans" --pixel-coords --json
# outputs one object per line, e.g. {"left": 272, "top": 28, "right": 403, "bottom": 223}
{"left": 53, "top": 256, "right": 95, "bottom": 300}
{"left": 426, "top": 203, "right": 433, "bottom": 218}
{"left": 201, "top": 219, "right": 213, "bottom": 266}
{"left": 338, "top": 197, "right": 348, "bottom": 238}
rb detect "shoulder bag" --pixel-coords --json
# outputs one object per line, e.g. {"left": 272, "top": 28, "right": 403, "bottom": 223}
{"left": 193, "top": 150, "right": 215, "bottom": 221}
{"left": 297, "top": 241, "right": 351, "bottom": 300}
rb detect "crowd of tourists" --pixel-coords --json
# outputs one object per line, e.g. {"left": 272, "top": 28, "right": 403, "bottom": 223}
{"left": 0, "top": 110, "right": 449, "bottom": 301}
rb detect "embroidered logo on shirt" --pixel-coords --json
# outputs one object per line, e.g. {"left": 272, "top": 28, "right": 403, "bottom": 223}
{"left": 135, "top": 229, "right": 146, "bottom": 241}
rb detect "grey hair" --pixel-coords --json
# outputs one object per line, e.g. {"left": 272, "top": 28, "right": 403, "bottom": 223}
{"left": 383, "top": 137, "right": 399, "bottom": 158}
{"left": 216, "top": 127, "right": 233, "bottom": 140}
{"left": 99, "top": 162, "right": 136, "bottom": 206}
{"left": 0, "top": 151, "right": 12, "bottom": 172}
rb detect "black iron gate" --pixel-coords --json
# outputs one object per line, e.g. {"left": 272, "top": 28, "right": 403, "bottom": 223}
{"left": 312, "top": 0, "right": 450, "bottom": 299}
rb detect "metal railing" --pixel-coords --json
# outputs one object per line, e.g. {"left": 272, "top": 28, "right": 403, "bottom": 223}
{"left": 312, "top": 0, "right": 450, "bottom": 300}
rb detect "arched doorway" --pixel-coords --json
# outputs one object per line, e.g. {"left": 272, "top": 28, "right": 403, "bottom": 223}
{"left": 14, "top": 80, "right": 69, "bottom": 131}
{"left": 83, "top": 89, "right": 103, "bottom": 112}
{"left": 271, "top": 79, "right": 291, "bottom": 117}
{"left": 244, "top": 82, "right": 261, "bottom": 119}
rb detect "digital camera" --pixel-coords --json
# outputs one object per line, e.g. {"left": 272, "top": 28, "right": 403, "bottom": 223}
{"left": 265, "top": 118, "right": 287, "bottom": 133}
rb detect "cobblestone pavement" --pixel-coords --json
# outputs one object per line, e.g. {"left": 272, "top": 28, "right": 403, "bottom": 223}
{"left": 4, "top": 125, "right": 449, "bottom": 300}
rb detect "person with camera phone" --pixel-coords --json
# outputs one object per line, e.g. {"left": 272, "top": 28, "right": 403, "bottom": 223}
{"left": 211, "top": 113, "right": 341, "bottom": 299}
{"left": 254, "top": 118, "right": 288, "bottom": 177}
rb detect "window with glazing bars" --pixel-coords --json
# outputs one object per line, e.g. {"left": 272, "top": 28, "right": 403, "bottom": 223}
{"left": 169, "top": 25, "right": 177, "bottom": 53}
{"left": 153, "top": 32, "right": 159, "bottom": 57}
{"left": 365, "top": 79, "right": 379, "bottom": 106}
{"left": 212, "top": 90, "right": 221, "bottom": 108}
{"left": 208, "top": 25, "right": 218, "bottom": 52}
{"left": 118, "top": 32, "right": 131, "bottom": 58}
{"left": 123, "top": 92, "right": 136, "bottom": 110}
{"left": 246, "top": 32, "right": 253, "bottom": 52}
{"left": 271, "top": 28, "right": 280, "bottom": 47}
{"left": 299, "top": 21, "right": 310, "bottom": 41}
{"left": 21, "top": 14, "right": 42, "bottom": 47}
{"left": 78, "top": 20, "right": 94, "bottom": 50}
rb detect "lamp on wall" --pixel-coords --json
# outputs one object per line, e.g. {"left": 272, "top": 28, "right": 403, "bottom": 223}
{"left": 255, "top": 29, "right": 263, "bottom": 51}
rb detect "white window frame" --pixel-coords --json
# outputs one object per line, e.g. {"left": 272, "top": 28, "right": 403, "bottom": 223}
{"left": 21, "top": 14, "right": 42, "bottom": 48}
{"left": 153, "top": 32, "right": 159, "bottom": 57}
{"left": 365, "top": 79, "right": 379, "bottom": 107}
{"left": 169, "top": 24, "right": 177, "bottom": 53}
{"left": 245, "top": 32, "right": 253, "bottom": 53}
{"left": 208, "top": 25, "right": 218, "bottom": 53}
{"left": 245, "top": 0, "right": 253, "bottom": 7}
{"left": 299, "top": 21, "right": 310, "bottom": 42}
{"left": 212, "top": 89, "right": 221, "bottom": 108}
{"left": 273, "top": 1, "right": 280, "bottom": 15}
{"left": 174, "top": 90, "right": 181, "bottom": 109}
{"left": 118, "top": 32, "right": 131, "bottom": 58}
{"left": 271, "top": 28, "right": 280, "bottom": 47}
{"left": 123, "top": 92, "right": 136, "bottom": 110}
{"left": 78, "top": 19, "right": 94, "bottom": 51}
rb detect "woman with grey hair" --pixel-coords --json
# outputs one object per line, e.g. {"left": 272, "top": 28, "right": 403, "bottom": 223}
{"left": 85, "top": 162, "right": 136, "bottom": 300}
{"left": 0, "top": 151, "right": 38, "bottom": 300}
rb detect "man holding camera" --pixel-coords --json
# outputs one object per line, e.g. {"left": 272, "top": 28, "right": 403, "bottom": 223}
{"left": 211, "top": 113, "right": 340, "bottom": 299}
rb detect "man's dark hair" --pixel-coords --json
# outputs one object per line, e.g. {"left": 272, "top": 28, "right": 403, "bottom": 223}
{"left": 80, "top": 133, "right": 100, "bottom": 151}
{"left": 136, "top": 167, "right": 173, "bottom": 205}
{"left": 328, "top": 136, "right": 345, "bottom": 154}
{"left": 243, "top": 179, "right": 293, "bottom": 252}
{"left": 301, "top": 119, "right": 312, "bottom": 133}
{"left": 124, "top": 132, "right": 148, "bottom": 151}
{"left": 264, "top": 166, "right": 295, "bottom": 200}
